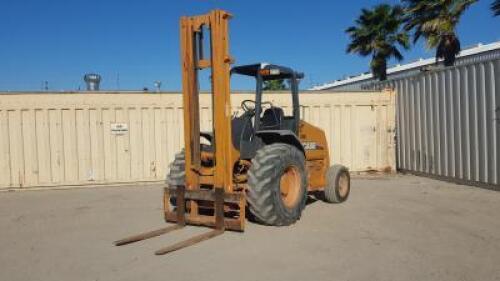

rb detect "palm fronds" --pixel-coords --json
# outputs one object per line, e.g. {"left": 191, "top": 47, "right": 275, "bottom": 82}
{"left": 492, "top": 0, "right": 500, "bottom": 16}
{"left": 402, "top": 0, "right": 478, "bottom": 66}
{"left": 346, "top": 4, "right": 410, "bottom": 81}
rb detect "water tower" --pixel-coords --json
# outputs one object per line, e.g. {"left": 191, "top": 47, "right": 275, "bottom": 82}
{"left": 84, "top": 73, "right": 101, "bottom": 91}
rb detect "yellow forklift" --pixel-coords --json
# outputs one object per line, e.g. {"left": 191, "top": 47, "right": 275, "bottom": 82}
{"left": 115, "top": 9, "right": 350, "bottom": 255}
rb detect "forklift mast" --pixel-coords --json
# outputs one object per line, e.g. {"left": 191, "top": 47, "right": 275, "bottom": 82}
{"left": 114, "top": 11, "right": 245, "bottom": 256}
{"left": 180, "top": 10, "right": 236, "bottom": 193}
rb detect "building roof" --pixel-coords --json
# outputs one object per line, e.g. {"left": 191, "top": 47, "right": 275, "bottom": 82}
{"left": 310, "top": 40, "right": 500, "bottom": 91}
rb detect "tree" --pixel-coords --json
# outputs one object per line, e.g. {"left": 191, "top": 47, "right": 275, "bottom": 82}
{"left": 263, "top": 79, "right": 287, "bottom": 91}
{"left": 346, "top": 4, "right": 410, "bottom": 81}
{"left": 403, "top": 0, "right": 478, "bottom": 67}
{"left": 493, "top": 0, "right": 500, "bottom": 16}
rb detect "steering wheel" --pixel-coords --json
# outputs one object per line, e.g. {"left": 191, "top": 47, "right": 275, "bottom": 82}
{"left": 241, "top": 100, "right": 256, "bottom": 113}
{"left": 241, "top": 99, "right": 274, "bottom": 114}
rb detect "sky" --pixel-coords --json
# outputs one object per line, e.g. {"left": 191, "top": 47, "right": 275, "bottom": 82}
{"left": 0, "top": 0, "right": 498, "bottom": 91}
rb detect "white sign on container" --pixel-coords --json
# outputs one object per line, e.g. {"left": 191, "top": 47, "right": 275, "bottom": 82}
{"left": 110, "top": 123, "right": 129, "bottom": 135}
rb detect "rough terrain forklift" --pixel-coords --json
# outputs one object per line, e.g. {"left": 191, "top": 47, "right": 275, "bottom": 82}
{"left": 115, "top": 9, "right": 350, "bottom": 255}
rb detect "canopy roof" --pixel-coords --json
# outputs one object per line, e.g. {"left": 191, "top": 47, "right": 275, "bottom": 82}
{"left": 231, "top": 63, "right": 304, "bottom": 81}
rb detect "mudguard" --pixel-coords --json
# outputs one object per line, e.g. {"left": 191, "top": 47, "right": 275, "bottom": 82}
{"left": 255, "top": 130, "right": 305, "bottom": 155}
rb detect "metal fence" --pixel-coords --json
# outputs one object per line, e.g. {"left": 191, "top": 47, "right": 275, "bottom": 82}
{"left": 0, "top": 90, "right": 395, "bottom": 189}
{"left": 393, "top": 59, "right": 500, "bottom": 188}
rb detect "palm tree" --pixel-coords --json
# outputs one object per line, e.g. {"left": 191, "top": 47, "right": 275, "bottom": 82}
{"left": 346, "top": 4, "right": 410, "bottom": 81}
{"left": 493, "top": 0, "right": 500, "bottom": 16}
{"left": 403, "top": 0, "right": 478, "bottom": 67}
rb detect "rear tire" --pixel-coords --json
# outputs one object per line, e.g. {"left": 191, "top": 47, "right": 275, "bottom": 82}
{"left": 323, "top": 164, "right": 350, "bottom": 203}
{"left": 247, "top": 143, "right": 307, "bottom": 226}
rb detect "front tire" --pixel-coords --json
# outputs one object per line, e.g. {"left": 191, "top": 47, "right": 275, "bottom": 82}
{"left": 165, "top": 150, "right": 185, "bottom": 207}
{"left": 247, "top": 143, "right": 308, "bottom": 226}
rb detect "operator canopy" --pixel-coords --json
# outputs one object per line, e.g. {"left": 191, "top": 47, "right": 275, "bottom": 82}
{"left": 231, "top": 63, "right": 304, "bottom": 81}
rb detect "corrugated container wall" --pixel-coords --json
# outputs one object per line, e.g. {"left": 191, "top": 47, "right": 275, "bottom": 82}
{"left": 0, "top": 91, "right": 395, "bottom": 189}
{"left": 391, "top": 59, "right": 499, "bottom": 188}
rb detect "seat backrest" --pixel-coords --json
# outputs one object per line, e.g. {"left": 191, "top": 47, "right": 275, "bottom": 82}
{"left": 261, "top": 107, "right": 284, "bottom": 130}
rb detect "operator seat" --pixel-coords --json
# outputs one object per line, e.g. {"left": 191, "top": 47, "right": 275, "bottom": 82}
{"left": 261, "top": 107, "right": 284, "bottom": 130}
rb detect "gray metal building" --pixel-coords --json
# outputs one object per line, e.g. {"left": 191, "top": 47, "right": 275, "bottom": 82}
{"left": 313, "top": 41, "right": 500, "bottom": 189}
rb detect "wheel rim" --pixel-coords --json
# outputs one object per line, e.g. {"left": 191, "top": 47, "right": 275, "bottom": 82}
{"left": 338, "top": 172, "right": 349, "bottom": 198}
{"left": 280, "top": 165, "right": 301, "bottom": 208}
